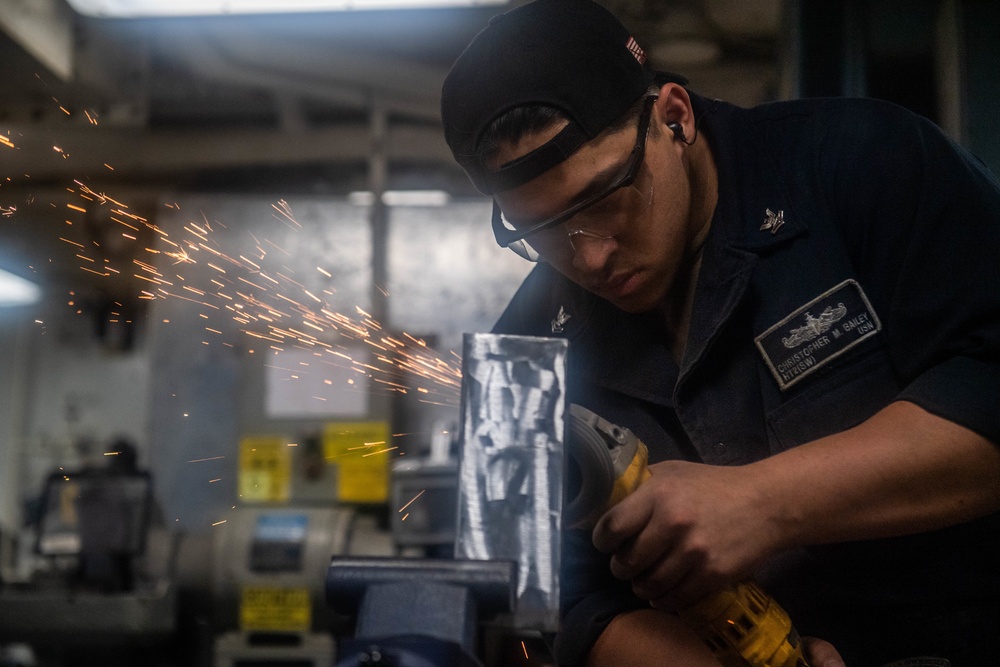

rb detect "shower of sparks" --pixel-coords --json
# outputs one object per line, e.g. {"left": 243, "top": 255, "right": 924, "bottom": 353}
{"left": 361, "top": 445, "right": 398, "bottom": 457}
{"left": 188, "top": 455, "right": 226, "bottom": 463}
{"left": 522, "top": 641, "right": 529, "bottom": 659}
{"left": 347, "top": 440, "right": 385, "bottom": 452}
{"left": 5, "top": 111, "right": 470, "bottom": 471}
{"left": 52, "top": 190, "right": 464, "bottom": 408}
{"left": 398, "top": 489, "right": 425, "bottom": 513}
{"left": 271, "top": 199, "right": 302, "bottom": 230}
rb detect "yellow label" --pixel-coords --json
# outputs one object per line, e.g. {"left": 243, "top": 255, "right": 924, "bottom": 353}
{"left": 240, "top": 586, "right": 311, "bottom": 632}
{"left": 239, "top": 436, "right": 292, "bottom": 503}
{"left": 323, "top": 422, "right": 391, "bottom": 503}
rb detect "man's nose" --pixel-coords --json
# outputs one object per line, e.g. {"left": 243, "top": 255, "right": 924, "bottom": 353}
{"left": 570, "top": 234, "right": 616, "bottom": 273}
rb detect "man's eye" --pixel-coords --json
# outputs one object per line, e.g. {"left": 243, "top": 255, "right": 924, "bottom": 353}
{"left": 575, "top": 196, "right": 617, "bottom": 220}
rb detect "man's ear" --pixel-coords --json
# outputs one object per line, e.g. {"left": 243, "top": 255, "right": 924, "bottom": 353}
{"left": 654, "top": 83, "right": 695, "bottom": 144}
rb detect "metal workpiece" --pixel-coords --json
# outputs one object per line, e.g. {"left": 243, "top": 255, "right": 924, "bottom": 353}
{"left": 456, "top": 333, "right": 569, "bottom": 631}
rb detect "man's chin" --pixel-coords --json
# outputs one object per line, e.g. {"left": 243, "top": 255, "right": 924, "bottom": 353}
{"left": 602, "top": 287, "right": 665, "bottom": 314}
{"left": 606, "top": 275, "right": 670, "bottom": 313}
{"left": 610, "top": 297, "right": 659, "bottom": 314}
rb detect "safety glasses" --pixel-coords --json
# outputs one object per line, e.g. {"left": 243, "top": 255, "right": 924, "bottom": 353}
{"left": 491, "top": 95, "right": 657, "bottom": 261}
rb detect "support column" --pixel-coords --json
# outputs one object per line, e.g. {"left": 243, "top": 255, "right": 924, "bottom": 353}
{"left": 368, "top": 103, "right": 390, "bottom": 329}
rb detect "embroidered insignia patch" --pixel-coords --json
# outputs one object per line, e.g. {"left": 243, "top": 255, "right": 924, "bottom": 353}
{"left": 551, "top": 305, "right": 571, "bottom": 333}
{"left": 760, "top": 208, "right": 785, "bottom": 235}
{"left": 755, "top": 279, "right": 882, "bottom": 390}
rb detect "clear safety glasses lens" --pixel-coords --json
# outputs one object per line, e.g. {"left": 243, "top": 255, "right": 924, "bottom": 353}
{"left": 490, "top": 95, "right": 657, "bottom": 262}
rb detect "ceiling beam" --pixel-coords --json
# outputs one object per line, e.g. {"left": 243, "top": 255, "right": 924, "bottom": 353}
{"left": 175, "top": 32, "right": 445, "bottom": 121}
{"left": 1, "top": 122, "right": 454, "bottom": 179}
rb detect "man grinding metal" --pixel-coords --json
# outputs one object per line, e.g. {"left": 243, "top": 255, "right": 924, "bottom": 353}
{"left": 440, "top": 0, "right": 1000, "bottom": 665}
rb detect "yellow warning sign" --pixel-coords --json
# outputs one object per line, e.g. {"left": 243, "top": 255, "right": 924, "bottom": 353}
{"left": 323, "top": 422, "right": 391, "bottom": 503}
{"left": 239, "top": 436, "right": 292, "bottom": 503}
{"left": 240, "top": 586, "right": 311, "bottom": 631}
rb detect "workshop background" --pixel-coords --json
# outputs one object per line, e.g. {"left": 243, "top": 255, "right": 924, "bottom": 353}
{"left": 0, "top": 1, "right": 998, "bottom": 666}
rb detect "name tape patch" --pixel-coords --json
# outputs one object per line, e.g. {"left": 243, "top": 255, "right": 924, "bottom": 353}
{"left": 755, "top": 279, "right": 881, "bottom": 390}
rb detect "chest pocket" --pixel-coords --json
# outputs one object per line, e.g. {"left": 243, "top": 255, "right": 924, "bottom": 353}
{"left": 765, "top": 345, "right": 901, "bottom": 452}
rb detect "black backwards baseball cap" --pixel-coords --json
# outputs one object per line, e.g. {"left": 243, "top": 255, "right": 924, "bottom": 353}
{"left": 441, "top": 0, "right": 687, "bottom": 195}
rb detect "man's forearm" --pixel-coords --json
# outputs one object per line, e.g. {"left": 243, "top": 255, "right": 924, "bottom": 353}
{"left": 753, "top": 400, "right": 1000, "bottom": 550}
{"left": 585, "top": 609, "right": 722, "bottom": 667}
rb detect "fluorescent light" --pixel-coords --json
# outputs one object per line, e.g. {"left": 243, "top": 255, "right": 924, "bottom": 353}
{"left": 349, "top": 190, "right": 450, "bottom": 207}
{"left": 0, "top": 269, "right": 41, "bottom": 307}
{"left": 382, "top": 190, "right": 450, "bottom": 206}
{"left": 66, "top": 0, "right": 505, "bottom": 17}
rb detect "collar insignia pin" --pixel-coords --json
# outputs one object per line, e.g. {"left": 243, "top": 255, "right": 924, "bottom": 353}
{"left": 761, "top": 208, "right": 785, "bottom": 235}
{"left": 551, "top": 306, "right": 571, "bottom": 333}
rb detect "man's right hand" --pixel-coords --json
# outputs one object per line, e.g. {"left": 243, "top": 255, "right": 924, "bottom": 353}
{"left": 591, "top": 459, "right": 779, "bottom": 610}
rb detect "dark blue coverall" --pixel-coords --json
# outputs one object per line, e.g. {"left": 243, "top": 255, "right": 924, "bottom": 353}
{"left": 493, "top": 94, "right": 1000, "bottom": 666}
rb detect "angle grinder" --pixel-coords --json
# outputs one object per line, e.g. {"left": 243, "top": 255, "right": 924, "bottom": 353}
{"left": 565, "top": 404, "right": 811, "bottom": 667}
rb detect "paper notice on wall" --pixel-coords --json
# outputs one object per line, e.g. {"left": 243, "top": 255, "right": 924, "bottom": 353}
{"left": 265, "top": 348, "right": 369, "bottom": 418}
{"left": 239, "top": 435, "right": 292, "bottom": 503}
{"left": 322, "top": 422, "right": 391, "bottom": 503}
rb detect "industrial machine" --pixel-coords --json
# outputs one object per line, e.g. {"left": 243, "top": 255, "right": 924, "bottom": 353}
{"left": 389, "top": 456, "right": 458, "bottom": 558}
{"left": 211, "top": 506, "right": 353, "bottom": 667}
{"left": 0, "top": 468, "right": 177, "bottom": 665}
{"left": 0, "top": 464, "right": 356, "bottom": 667}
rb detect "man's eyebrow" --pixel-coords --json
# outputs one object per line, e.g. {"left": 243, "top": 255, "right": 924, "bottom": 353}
{"left": 571, "top": 158, "right": 628, "bottom": 203}
{"left": 510, "top": 157, "right": 628, "bottom": 226}
{"left": 500, "top": 145, "right": 633, "bottom": 229}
